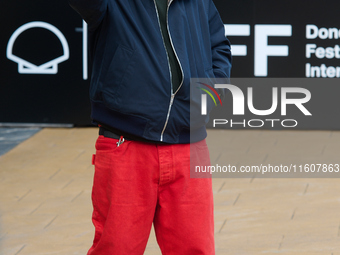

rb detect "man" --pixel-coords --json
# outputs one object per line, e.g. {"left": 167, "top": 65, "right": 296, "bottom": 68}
{"left": 68, "top": 0, "right": 232, "bottom": 254}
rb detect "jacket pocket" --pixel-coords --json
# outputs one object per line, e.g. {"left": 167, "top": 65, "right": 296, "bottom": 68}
{"left": 102, "top": 45, "right": 135, "bottom": 105}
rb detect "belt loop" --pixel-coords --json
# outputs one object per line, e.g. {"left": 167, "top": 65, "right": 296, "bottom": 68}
{"left": 92, "top": 154, "right": 96, "bottom": 165}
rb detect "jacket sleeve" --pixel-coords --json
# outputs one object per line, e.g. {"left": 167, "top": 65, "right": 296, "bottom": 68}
{"left": 68, "top": 0, "right": 108, "bottom": 28}
{"left": 208, "top": 0, "right": 232, "bottom": 79}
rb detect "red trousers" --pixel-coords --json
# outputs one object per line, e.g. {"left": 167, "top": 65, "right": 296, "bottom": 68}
{"left": 88, "top": 135, "right": 214, "bottom": 255}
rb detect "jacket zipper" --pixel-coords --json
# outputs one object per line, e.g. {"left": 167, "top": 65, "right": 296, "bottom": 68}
{"left": 154, "top": 0, "right": 184, "bottom": 142}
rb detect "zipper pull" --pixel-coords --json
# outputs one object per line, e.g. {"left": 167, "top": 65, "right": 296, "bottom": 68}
{"left": 170, "top": 94, "right": 175, "bottom": 105}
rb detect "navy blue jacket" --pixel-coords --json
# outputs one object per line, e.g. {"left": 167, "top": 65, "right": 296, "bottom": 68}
{"left": 69, "top": 0, "right": 232, "bottom": 143}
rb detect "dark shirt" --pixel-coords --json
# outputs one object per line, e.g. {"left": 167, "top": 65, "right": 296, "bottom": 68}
{"left": 155, "top": 0, "right": 182, "bottom": 93}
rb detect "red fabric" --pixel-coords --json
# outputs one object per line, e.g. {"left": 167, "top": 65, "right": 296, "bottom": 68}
{"left": 88, "top": 135, "right": 214, "bottom": 255}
